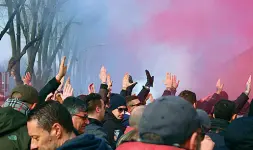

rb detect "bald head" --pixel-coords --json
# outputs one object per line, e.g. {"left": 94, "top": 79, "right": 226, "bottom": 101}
{"left": 129, "top": 106, "right": 145, "bottom": 129}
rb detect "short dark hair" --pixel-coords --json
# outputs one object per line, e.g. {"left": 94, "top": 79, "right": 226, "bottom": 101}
{"left": 27, "top": 100, "right": 73, "bottom": 133}
{"left": 126, "top": 96, "right": 139, "bottom": 105}
{"left": 77, "top": 94, "right": 87, "bottom": 101}
{"left": 178, "top": 90, "right": 197, "bottom": 105}
{"left": 62, "top": 96, "right": 87, "bottom": 115}
{"left": 86, "top": 93, "right": 102, "bottom": 113}
{"left": 214, "top": 100, "right": 236, "bottom": 121}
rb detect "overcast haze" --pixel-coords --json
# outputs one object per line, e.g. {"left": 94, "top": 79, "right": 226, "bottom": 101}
{"left": 1, "top": 0, "right": 253, "bottom": 98}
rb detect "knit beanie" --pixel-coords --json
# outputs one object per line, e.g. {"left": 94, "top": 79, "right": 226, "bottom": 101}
{"left": 109, "top": 94, "right": 126, "bottom": 111}
{"left": 11, "top": 84, "right": 39, "bottom": 104}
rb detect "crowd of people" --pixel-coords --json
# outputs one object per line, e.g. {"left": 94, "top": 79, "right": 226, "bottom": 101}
{"left": 1, "top": 56, "right": 253, "bottom": 150}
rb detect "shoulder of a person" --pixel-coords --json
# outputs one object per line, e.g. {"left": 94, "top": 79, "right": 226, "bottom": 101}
{"left": 0, "top": 125, "right": 30, "bottom": 150}
{"left": 117, "top": 142, "right": 184, "bottom": 150}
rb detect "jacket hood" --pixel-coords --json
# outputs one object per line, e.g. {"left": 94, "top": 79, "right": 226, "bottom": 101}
{"left": 0, "top": 107, "right": 27, "bottom": 135}
{"left": 57, "top": 134, "right": 112, "bottom": 150}
{"left": 104, "top": 110, "right": 122, "bottom": 123}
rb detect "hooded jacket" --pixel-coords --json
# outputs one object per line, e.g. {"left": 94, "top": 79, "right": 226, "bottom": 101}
{"left": 0, "top": 107, "right": 30, "bottom": 150}
{"left": 57, "top": 134, "right": 112, "bottom": 150}
{"left": 116, "top": 142, "right": 185, "bottom": 150}
{"left": 103, "top": 111, "right": 126, "bottom": 149}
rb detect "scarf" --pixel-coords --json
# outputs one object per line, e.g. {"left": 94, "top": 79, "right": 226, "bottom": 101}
{"left": 1, "top": 98, "right": 30, "bottom": 116}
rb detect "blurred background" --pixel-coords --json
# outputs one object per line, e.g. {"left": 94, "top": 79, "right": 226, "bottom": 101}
{"left": 0, "top": 0, "right": 253, "bottom": 100}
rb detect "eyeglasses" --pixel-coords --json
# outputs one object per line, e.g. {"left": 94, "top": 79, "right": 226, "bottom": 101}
{"left": 73, "top": 114, "right": 88, "bottom": 120}
{"left": 117, "top": 108, "right": 128, "bottom": 113}
{"left": 130, "top": 103, "right": 142, "bottom": 107}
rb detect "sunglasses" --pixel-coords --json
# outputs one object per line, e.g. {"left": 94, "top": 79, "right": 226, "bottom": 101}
{"left": 117, "top": 108, "right": 128, "bottom": 113}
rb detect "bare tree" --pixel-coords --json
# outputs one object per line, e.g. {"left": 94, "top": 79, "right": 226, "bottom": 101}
{"left": 2, "top": 0, "right": 77, "bottom": 88}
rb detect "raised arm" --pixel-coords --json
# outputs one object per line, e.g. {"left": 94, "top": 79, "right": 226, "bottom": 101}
{"left": 234, "top": 75, "right": 251, "bottom": 114}
{"left": 38, "top": 56, "right": 67, "bottom": 103}
{"left": 137, "top": 70, "right": 154, "bottom": 103}
{"left": 162, "top": 73, "right": 179, "bottom": 96}
{"left": 120, "top": 73, "right": 137, "bottom": 97}
{"left": 98, "top": 66, "right": 109, "bottom": 104}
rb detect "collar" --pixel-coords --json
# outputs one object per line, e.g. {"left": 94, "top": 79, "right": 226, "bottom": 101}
{"left": 88, "top": 118, "right": 103, "bottom": 127}
{"left": 210, "top": 118, "right": 229, "bottom": 132}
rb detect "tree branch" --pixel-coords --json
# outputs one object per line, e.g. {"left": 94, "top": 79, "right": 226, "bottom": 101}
{"left": 0, "top": 3, "right": 7, "bottom": 7}
{"left": 47, "top": 17, "right": 74, "bottom": 67}
{"left": 18, "top": 36, "right": 42, "bottom": 60}
{"left": 0, "top": 0, "right": 26, "bottom": 40}
{"left": 7, "top": 36, "right": 41, "bottom": 72}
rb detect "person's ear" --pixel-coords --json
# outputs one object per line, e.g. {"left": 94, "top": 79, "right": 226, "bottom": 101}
{"left": 96, "top": 106, "right": 100, "bottom": 113}
{"left": 51, "top": 123, "right": 63, "bottom": 139}
{"left": 231, "top": 114, "right": 237, "bottom": 122}
{"left": 193, "top": 103, "right": 197, "bottom": 109}
{"left": 189, "top": 132, "right": 198, "bottom": 150}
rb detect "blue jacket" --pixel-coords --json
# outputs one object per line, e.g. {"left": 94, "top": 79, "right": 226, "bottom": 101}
{"left": 57, "top": 134, "right": 112, "bottom": 150}
{"left": 206, "top": 119, "right": 230, "bottom": 150}
{"left": 122, "top": 114, "right": 130, "bottom": 127}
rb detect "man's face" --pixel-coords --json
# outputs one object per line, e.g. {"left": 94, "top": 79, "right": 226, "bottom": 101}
{"left": 72, "top": 111, "right": 89, "bottom": 134}
{"left": 27, "top": 120, "right": 58, "bottom": 150}
{"left": 112, "top": 106, "right": 127, "bottom": 120}
{"left": 128, "top": 99, "right": 141, "bottom": 113}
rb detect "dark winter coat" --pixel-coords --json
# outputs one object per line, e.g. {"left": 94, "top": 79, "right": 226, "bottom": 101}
{"left": 57, "top": 134, "right": 112, "bottom": 150}
{"left": 103, "top": 111, "right": 126, "bottom": 149}
{"left": 206, "top": 119, "right": 230, "bottom": 150}
{"left": 0, "top": 107, "right": 30, "bottom": 150}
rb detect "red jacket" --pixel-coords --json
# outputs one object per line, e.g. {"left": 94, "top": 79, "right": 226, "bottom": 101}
{"left": 117, "top": 142, "right": 185, "bottom": 150}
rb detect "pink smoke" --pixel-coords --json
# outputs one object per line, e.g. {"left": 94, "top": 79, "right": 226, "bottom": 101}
{"left": 105, "top": 0, "right": 253, "bottom": 98}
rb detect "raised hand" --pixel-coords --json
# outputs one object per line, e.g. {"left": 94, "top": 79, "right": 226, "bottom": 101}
{"left": 62, "top": 83, "right": 74, "bottom": 100}
{"left": 22, "top": 72, "right": 32, "bottom": 86}
{"left": 56, "top": 56, "right": 67, "bottom": 81}
{"left": 245, "top": 75, "right": 252, "bottom": 95}
{"left": 172, "top": 75, "right": 180, "bottom": 89}
{"left": 63, "top": 77, "right": 70, "bottom": 92}
{"left": 163, "top": 73, "right": 173, "bottom": 90}
{"left": 145, "top": 70, "right": 154, "bottom": 88}
{"left": 147, "top": 93, "right": 155, "bottom": 103}
{"left": 99, "top": 66, "right": 107, "bottom": 84}
{"left": 88, "top": 83, "right": 96, "bottom": 94}
{"left": 122, "top": 73, "right": 137, "bottom": 90}
{"left": 57, "top": 76, "right": 65, "bottom": 91}
{"left": 216, "top": 79, "right": 224, "bottom": 94}
{"left": 107, "top": 74, "right": 113, "bottom": 90}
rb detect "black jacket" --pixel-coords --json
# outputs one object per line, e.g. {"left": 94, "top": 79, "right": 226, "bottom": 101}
{"left": 103, "top": 111, "right": 126, "bottom": 149}
{"left": 85, "top": 118, "right": 109, "bottom": 143}
{"left": 120, "top": 86, "right": 150, "bottom": 104}
{"left": 0, "top": 107, "right": 30, "bottom": 150}
{"left": 38, "top": 77, "right": 61, "bottom": 103}
{"left": 57, "top": 134, "right": 112, "bottom": 150}
{"left": 206, "top": 119, "right": 230, "bottom": 150}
